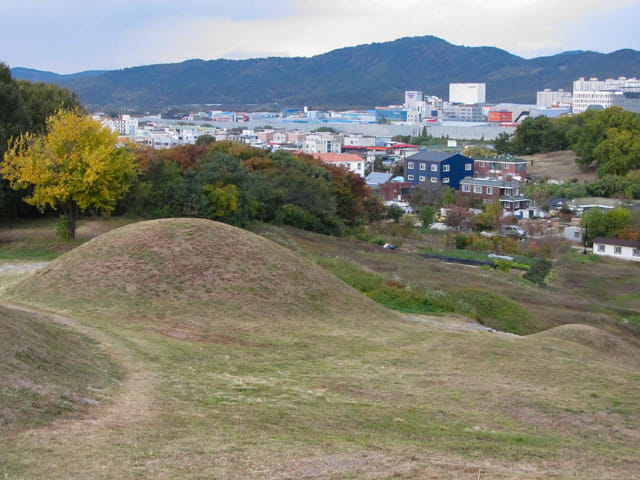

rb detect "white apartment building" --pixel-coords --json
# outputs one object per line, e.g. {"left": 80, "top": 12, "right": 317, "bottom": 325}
{"left": 449, "top": 83, "right": 486, "bottom": 104}
{"left": 442, "top": 103, "right": 485, "bottom": 122}
{"left": 572, "top": 76, "right": 640, "bottom": 114}
{"left": 113, "top": 115, "right": 138, "bottom": 136}
{"left": 303, "top": 133, "right": 343, "bottom": 154}
{"left": 537, "top": 89, "right": 572, "bottom": 107}
{"left": 343, "top": 134, "right": 376, "bottom": 147}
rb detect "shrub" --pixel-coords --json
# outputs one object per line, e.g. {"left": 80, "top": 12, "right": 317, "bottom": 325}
{"left": 494, "top": 259, "right": 513, "bottom": 272}
{"left": 523, "top": 259, "right": 553, "bottom": 285}
{"left": 455, "top": 233, "right": 469, "bottom": 250}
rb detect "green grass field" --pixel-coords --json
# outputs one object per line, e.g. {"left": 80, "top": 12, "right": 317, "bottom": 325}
{"left": 0, "top": 218, "right": 639, "bottom": 479}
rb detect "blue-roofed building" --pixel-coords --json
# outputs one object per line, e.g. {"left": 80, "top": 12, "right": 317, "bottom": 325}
{"left": 404, "top": 151, "right": 473, "bottom": 189}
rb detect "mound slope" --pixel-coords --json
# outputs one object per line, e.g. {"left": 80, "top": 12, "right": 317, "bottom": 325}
{"left": 13, "top": 218, "right": 395, "bottom": 327}
{"left": 0, "top": 306, "right": 120, "bottom": 429}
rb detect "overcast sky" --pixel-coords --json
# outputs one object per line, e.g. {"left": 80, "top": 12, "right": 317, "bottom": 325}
{"left": 2, "top": 0, "right": 639, "bottom": 74}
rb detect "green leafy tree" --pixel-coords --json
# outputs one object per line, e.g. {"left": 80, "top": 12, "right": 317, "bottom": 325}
{"left": 195, "top": 134, "right": 215, "bottom": 146}
{"left": 386, "top": 204, "right": 404, "bottom": 223}
{"left": 581, "top": 207, "right": 633, "bottom": 246}
{"left": 16, "top": 80, "right": 83, "bottom": 135}
{"left": 418, "top": 205, "right": 435, "bottom": 229}
{"left": 476, "top": 199, "right": 502, "bottom": 230}
{"left": 1, "top": 110, "right": 138, "bottom": 238}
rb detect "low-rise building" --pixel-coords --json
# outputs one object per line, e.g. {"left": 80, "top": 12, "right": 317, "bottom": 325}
{"left": 313, "top": 152, "right": 366, "bottom": 177}
{"left": 592, "top": 237, "right": 640, "bottom": 262}
{"left": 366, "top": 173, "right": 411, "bottom": 202}
{"left": 404, "top": 151, "right": 473, "bottom": 190}
{"left": 459, "top": 177, "right": 530, "bottom": 213}
{"left": 473, "top": 156, "right": 527, "bottom": 181}
{"left": 303, "top": 133, "right": 343, "bottom": 154}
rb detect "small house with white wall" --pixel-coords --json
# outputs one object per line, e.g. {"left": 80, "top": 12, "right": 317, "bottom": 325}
{"left": 592, "top": 237, "right": 640, "bottom": 262}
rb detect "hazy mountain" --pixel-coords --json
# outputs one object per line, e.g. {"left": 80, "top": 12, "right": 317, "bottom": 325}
{"left": 11, "top": 67, "right": 106, "bottom": 83}
{"left": 11, "top": 36, "right": 640, "bottom": 111}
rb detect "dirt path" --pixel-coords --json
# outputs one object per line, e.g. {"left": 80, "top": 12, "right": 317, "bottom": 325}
{"left": 0, "top": 302, "right": 160, "bottom": 478}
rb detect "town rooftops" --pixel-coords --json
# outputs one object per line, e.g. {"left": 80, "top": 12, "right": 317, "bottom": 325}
{"left": 406, "top": 151, "right": 465, "bottom": 163}
{"left": 312, "top": 153, "right": 364, "bottom": 164}
{"left": 593, "top": 237, "right": 639, "bottom": 248}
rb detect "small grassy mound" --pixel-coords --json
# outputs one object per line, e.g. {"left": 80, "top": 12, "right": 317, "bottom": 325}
{"left": 533, "top": 324, "right": 639, "bottom": 361}
{"left": 11, "top": 218, "right": 394, "bottom": 329}
{"left": 0, "top": 306, "right": 120, "bottom": 430}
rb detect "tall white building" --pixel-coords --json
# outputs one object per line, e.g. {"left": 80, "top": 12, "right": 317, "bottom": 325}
{"left": 572, "top": 76, "right": 640, "bottom": 114}
{"left": 449, "top": 83, "right": 486, "bottom": 104}
{"left": 404, "top": 91, "right": 424, "bottom": 110}
{"left": 537, "top": 89, "right": 572, "bottom": 107}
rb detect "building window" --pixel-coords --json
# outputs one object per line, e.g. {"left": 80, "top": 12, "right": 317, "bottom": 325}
{"left": 597, "top": 244, "right": 605, "bottom": 252}
{"left": 465, "top": 163, "right": 472, "bottom": 171}
{"left": 486, "top": 187, "right": 493, "bottom": 195}
{"left": 443, "top": 164, "right": 450, "bottom": 172}
{"left": 633, "top": 248, "right": 639, "bottom": 256}
{"left": 462, "top": 184, "right": 470, "bottom": 192}
{"left": 419, "top": 176, "right": 426, "bottom": 182}
{"left": 473, "top": 185, "right": 482, "bottom": 193}
{"left": 408, "top": 175, "right": 414, "bottom": 180}
{"left": 430, "top": 177, "right": 437, "bottom": 183}
{"left": 614, "top": 246, "right": 622, "bottom": 254}
{"left": 478, "top": 161, "right": 486, "bottom": 167}
{"left": 419, "top": 163, "right": 426, "bottom": 170}
{"left": 431, "top": 164, "right": 438, "bottom": 172}
{"left": 443, "top": 177, "right": 450, "bottom": 184}
{"left": 574, "top": 231, "right": 581, "bottom": 238}
{"left": 407, "top": 162, "right": 414, "bottom": 169}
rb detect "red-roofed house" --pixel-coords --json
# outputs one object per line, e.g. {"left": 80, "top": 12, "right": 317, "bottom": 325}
{"left": 312, "top": 153, "right": 366, "bottom": 177}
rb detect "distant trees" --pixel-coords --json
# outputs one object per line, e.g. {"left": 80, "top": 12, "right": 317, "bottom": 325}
{"left": 495, "top": 115, "right": 568, "bottom": 155}
{"left": 496, "top": 107, "right": 640, "bottom": 180}
{"left": 2, "top": 110, "right": 138, "bottom": 238}
{"left": 580, "top": 207, "right": 636, "bottom": 246}
{"left": 567, "top": 107, "right": 640, "bottom": 176}
{"left": 123, "top": 142, "right": 384, "bottom": 235}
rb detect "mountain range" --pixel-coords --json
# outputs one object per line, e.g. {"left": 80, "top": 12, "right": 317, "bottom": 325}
{"left": 10, "top": 35, "right": 640, "bottom": 112}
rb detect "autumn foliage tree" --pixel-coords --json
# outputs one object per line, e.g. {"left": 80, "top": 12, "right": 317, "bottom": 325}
{"left": 1, "top": 110, "right": 138, "bottom": 238}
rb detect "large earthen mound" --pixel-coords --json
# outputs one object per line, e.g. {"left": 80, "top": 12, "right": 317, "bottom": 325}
{"left": 16, "top": 218, "right": 393, "bottom": 327}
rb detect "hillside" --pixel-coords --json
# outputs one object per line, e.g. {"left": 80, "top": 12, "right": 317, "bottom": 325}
{"left": 0, "top": 218, "right": 639, "bottom": 478}
{"left": 11, "top": 35, "right": 640, "bottom": 110}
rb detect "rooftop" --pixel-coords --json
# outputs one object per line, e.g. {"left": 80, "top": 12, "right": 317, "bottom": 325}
{"left": 407, "top": 151, "right": 469, "bottom": 163}
{"left": 312, "top": 153, "right": 364, "bottom": 164}
{"left": 366, "top": 172, "right": 394, "bottom": 185}
{"left": 593, "top": 237, "right": 639, "bottom": 248}
{"left": 460, "top": 176, "right": 520, "bottom": 188}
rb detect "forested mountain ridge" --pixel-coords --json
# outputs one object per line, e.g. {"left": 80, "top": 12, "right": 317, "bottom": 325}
{"left": 10, "top": 35, "right": 640, "bottom": 111}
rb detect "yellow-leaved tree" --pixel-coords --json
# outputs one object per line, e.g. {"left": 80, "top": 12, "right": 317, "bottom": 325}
{"left": 1, "top": 109, "right": 138, "bottom": 238}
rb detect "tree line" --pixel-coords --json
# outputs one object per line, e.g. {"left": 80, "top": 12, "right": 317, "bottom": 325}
{"left": 124, "top": 140, "right": 384, "bottom": 236}
{"left": 495, "top": 107, "right": 640, "bottom": 178}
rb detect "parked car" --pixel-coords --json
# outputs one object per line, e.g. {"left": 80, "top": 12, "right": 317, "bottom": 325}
{"left": 500, "top": 224, "right": 526, "bottom": 239}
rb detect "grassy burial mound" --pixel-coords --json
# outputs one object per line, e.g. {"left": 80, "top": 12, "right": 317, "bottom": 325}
{"left": 0, "top": 306, "right": 120, "bottom": 430}
{"left": 10, "top": 218, "right": 399, "bottom": 335}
